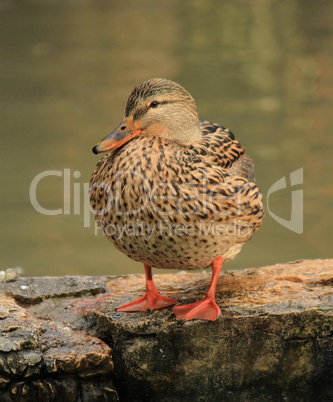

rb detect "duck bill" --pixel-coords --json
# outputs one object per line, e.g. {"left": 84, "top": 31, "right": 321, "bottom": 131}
{"left": 92, "top": 118, "right": 141, "bottom": 154}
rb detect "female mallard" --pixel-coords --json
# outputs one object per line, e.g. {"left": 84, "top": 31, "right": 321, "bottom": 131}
{"left": 90, "top": 78, "right": 264, "bottom": 321}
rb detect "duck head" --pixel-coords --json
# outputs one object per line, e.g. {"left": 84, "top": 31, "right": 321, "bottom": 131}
{"left": 92, "top": 78, "right": 202, "bottom": 154}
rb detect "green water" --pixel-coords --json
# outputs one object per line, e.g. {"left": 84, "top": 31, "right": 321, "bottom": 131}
{"left": 1, "top": 0, "right": 332, "bottom": 277}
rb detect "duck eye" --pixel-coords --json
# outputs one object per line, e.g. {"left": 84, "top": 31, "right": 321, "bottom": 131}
{"left": 149, "top": 100, "right": 159, "bottom": 108}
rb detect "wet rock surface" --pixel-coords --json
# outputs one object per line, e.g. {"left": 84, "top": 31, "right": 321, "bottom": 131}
{"left": 0, "top": 259, "right": 332, "bottom": 401}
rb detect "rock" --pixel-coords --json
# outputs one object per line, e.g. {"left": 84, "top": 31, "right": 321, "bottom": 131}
{"left": 0, "top": 268, "right": 22, "bottom": 283}
{"left": 0, "top": 298, "right": 117, "bottom": 401}
{"left": 0, "top": 259, "right": 332, "bottom": 401}
{"left": 0, "top": 276, "right": 107, "bottom": 304}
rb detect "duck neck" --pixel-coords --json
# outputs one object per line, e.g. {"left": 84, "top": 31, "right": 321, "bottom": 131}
{"left": 167, "top": 115, "right": 202, "bottom": 146}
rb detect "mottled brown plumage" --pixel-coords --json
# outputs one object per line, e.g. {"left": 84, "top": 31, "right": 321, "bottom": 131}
{"left": 90, "top": 78, "right": 264, "bottom": 321}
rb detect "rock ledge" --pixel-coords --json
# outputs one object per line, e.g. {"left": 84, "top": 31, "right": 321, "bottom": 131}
{"left": 0, "top": 259, "right": 332, "bottom": 401}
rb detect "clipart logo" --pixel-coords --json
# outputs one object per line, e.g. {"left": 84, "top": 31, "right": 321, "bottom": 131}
{"left": 267, "top": 168, "right": 303, "bottom": 234}
{"left": 29, "top": 167, "right": 304, "bottom": 234}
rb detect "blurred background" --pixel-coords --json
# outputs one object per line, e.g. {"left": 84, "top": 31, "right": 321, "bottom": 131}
{"left": 1, "top": 0, "right": 332, "bottom": 277}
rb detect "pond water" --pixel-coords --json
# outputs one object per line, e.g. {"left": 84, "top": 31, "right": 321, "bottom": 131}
{"left": 1, "top": 0, "right": 332, "bottom": 277}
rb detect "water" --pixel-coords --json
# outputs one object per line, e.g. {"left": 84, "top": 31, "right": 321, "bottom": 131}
{"left": 1, "top": 0, "right": 332, "bottom": 277}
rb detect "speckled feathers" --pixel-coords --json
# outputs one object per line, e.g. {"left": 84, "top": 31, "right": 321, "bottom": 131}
{"left": 90, "top": 79, "right": 264, "bottom": 271}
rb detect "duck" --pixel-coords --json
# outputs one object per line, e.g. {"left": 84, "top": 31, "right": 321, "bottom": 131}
{"left": 90, "top": 78, "right": 264, "bottom": 322}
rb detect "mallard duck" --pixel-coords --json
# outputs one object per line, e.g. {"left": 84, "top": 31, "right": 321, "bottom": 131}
{"left": 90, "top": 78, "right": 264, "bottom": 321}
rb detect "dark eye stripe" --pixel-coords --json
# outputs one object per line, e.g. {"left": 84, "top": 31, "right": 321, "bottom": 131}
{"left": 133, "top": 108, "right": 146, "bottom": 121}
{"left": 132, "top": 100, "right": 175, "bottom": 121}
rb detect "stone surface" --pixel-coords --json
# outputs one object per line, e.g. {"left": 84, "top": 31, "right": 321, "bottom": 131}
{"left": 0, "top": 297, "right": 117, "bottom": 401}
{"left": 0, "top": 275, "right": 106, "bottom": 304}
{"left": 0, "top": 259, "right": 332, "bottom": 401}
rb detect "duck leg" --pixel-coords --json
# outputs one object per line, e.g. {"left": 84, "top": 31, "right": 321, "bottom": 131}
{"left": 173, "top": 256, "right": 223, "bottom": 322}
{"left": 116, "top": 264, "right": 178, "bottom": 312}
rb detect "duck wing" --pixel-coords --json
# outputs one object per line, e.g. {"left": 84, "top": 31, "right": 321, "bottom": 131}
{"left": 187, "top": 120, "right": 255, "bottom": 182}
{"left": 182, "top": 120, "right": 263, "bottom": 235}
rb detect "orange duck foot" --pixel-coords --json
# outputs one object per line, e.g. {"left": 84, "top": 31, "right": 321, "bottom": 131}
{"left": 116, "top": 291, "right": 177, "bottom": 313}
{"left": 173, "top": 296, "right": 221, "bottom": 322}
